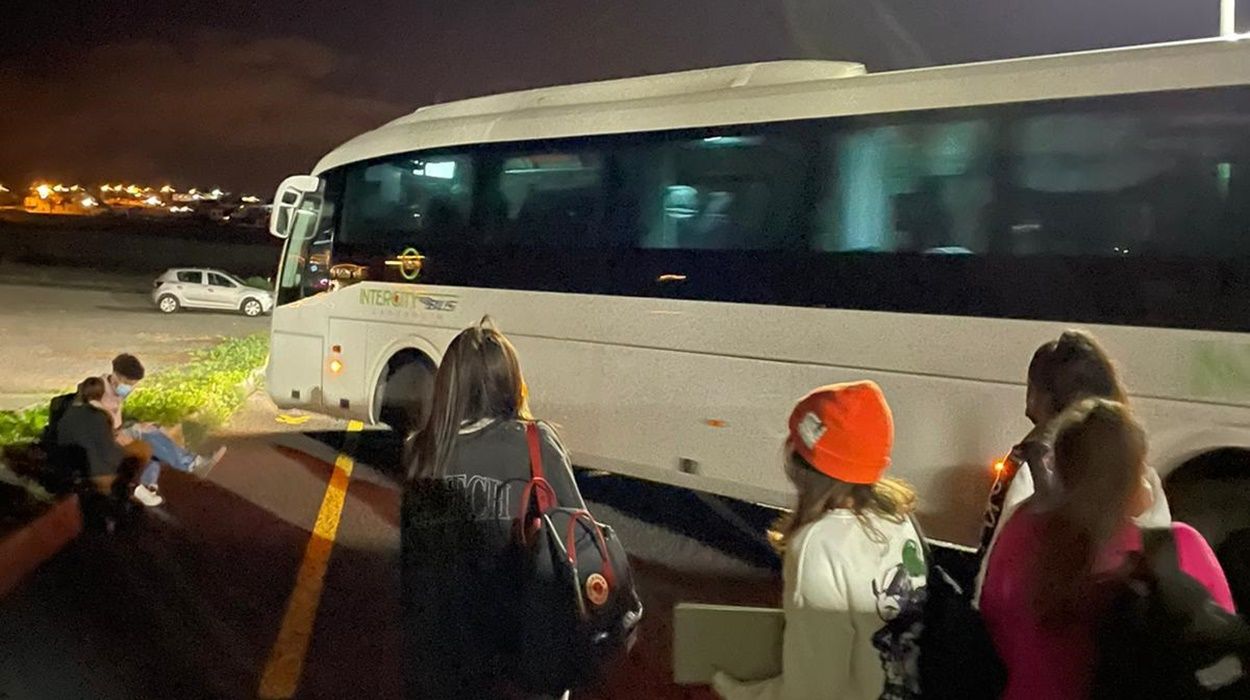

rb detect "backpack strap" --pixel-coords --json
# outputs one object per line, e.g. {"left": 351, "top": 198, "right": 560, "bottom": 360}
{"left": 564, "top": 509, "right": 617, "bottom": 587}
{"left": 525, "top": 421, "right": 546, "bottom": 480}
{"left": 515, "top": 422, "right": 556, "bottom": 543}
{"left": 907, "top": 512, "right": 934, "bottom": 564}
{"left": 1141, "top": 526, "right": 1181, "bottom": 574}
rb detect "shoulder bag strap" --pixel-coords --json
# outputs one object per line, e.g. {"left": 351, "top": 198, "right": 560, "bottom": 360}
{"left": 525, "top": 421, "right": 545, "bottom": 480}
{"left": 1141, "top": 526, "right": 1180, "bottom": 574}
{"left": 515, "top": 422, "right": 555, "bottom": 525}
{"left": 907, "top": 512, "right": 934, "bottom": 563}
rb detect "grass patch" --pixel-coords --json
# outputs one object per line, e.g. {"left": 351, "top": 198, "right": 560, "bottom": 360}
{"left": 0, "top": 333, "right": 269, "bottom": 447}
{"left": 0, "top": 407, "right": 49, "bottom": 447}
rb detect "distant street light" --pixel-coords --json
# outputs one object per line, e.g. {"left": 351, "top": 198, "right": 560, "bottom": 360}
{"left": 1223, "top": 0, "right": 1237, "bottom": 36}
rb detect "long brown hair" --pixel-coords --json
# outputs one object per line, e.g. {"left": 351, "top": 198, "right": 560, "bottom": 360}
{"left": 75, "top": 376, "right": 106, "bottom": 404}
{"left": 770, "top": 446, "right": 917, "bottom": 552}
{"left": 1032, "top": 398, "right": 1146, "bottom": 626}
{"left": 1028, "top": 330, "right": 1127, "bottom": 418}
{"left": 408, "top": 317, "right": 531, "bottom": 480}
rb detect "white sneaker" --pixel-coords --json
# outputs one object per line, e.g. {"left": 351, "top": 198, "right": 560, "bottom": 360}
{"left": 191, "top": 446, "right": 227, "bottom": 474}
{"left": 133, "top": 484, "right": 164, "bottom": 507}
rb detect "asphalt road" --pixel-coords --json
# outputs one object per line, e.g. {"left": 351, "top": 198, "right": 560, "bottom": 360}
{"left": 0, "top": 272, "right": 268, "bottom": 410}
{"left": 0, "top": 396, "right": 780, "bottom": 699}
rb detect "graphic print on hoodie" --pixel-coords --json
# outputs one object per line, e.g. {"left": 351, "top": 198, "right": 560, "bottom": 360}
{"left": 871, "top": 539, "right": 926, "bottom": 700}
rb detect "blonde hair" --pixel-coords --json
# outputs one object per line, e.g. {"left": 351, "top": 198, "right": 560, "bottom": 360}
{"left": 1032, "top": 398, "right": 1146, "bottom": 626}
{"left": 769, "top": 447, "right": 916, "bottom": 552}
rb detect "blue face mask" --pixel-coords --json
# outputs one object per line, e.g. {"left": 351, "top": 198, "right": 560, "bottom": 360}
{"left": 115, "top": 384, "right": 134, "bottom": 398}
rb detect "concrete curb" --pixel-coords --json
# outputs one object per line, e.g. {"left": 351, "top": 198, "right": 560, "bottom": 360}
{"left": 0, "top": 494, "right": 82, "bottom": 599}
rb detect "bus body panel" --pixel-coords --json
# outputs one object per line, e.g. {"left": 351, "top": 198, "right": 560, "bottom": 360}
{"left": 270, "top": 282, "right": 1250, "bottom": 543}
{"left": 267, "top": 40, "right": 1250, "bottom": 546}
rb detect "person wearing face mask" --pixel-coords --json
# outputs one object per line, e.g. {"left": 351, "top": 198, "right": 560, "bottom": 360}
{"left": 100, "top": 353, "right": 226, "bottom": 507}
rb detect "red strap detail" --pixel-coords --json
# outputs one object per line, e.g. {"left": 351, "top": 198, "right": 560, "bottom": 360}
{"left": 514, "top": 422, "right": 556, "bottom": 545}
{"left": 526, "top": 421, "right": 545, "bottom": 480}
{"left": 517, "top": 477, "right": 557, "bottom": 519}
{"left": 564, "top": 509, "right": 616, "bottom": 589}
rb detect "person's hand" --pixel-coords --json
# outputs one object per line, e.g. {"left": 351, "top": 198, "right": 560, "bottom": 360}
{"left": 116, "top": 431, "right": 134, "bottom": 446}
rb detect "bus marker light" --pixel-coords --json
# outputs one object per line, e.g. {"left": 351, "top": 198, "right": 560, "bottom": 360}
{"left": 705, "top": 419, "right": 727, "bottom": 428}
{"left": 329, "top": 358, "right": 344, "bottom": 375}
{"left": 993, "top": 459, "right": 1006, "bottom": 475}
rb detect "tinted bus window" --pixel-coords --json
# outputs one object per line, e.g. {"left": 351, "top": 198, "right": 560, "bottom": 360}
{"left": 630, "top": 134, "right": 811, "bottom": 250}
{"left": 1003, "top": 93, "right": 1250, "bottom": 257}
{"left": 339, "top": 154, "right": 474, "bottom": 247}
{"left": 477, "top": 149, "right": 605, "bottom": 246}
{"left": 814, "top": 119, "right": 996, "bottom": 253}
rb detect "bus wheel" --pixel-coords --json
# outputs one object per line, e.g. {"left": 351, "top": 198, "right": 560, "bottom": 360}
{"left": 1165, "top": 449, "right": 1250, "bottom": 613}
{"left": 375, "top": 354, "right": 435, "bottom": 437}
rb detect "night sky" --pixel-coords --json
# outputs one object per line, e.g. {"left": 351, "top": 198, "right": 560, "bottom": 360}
{"left": 0, "top": 1, "right": 1227, "bottom": 193}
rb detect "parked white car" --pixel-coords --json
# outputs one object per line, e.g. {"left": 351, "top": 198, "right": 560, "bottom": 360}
{"left": 152, "top": 268, "right": 274, "bottom": 317}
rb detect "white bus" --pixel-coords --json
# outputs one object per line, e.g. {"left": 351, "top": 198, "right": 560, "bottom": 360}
{"left": 268, "top": 38, "right": 1250, "bottom": 551}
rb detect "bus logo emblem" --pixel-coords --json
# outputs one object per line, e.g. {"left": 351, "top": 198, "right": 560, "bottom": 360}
{"left": 384, "top": 248, "right": 425, "bottom": 281}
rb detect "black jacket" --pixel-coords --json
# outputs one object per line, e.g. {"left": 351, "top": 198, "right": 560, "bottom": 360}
{"left": 55, "top": 403, "right": 124, "bottom": 478}
{"left": 401, "top": 419, "right": 585, "bottom": 699}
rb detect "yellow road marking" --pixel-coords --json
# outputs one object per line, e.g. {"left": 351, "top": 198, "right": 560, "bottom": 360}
{"left": 258, "top": 420, "right": 365, "bottom": 699}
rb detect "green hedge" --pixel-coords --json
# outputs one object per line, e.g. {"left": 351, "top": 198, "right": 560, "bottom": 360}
{"left": 0, "top": 334, "right": 269, "bottom": 446}
{"left": 0, "top": 406, "right": 49, "bottom": 447}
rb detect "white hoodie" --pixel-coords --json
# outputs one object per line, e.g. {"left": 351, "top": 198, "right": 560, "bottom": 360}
{"left": 714, "top": 510, "right": 927, "bottom": 700}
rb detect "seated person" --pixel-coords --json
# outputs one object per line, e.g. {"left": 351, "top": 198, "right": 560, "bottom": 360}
{"left": 99, "top": 353, "right": 226, "bottom": 480}
{"left": 57, "top": 377, "right": 164, "bottom": 506}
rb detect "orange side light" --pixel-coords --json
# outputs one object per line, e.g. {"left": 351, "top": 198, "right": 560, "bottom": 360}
{"left": 328, "top": 357, "right": 344, "bottom": 375}
{"left": 993, "top": 458, "right": 1007, "bottom": 475}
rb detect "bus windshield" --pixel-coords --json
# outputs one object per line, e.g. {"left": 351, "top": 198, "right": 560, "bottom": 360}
{"left": 276, "top": 195, "right": 336, "bottom": 305}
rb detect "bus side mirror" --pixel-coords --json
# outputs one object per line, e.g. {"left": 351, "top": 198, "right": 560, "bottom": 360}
{"left": 269, "top": 175, "right": 323, "bottom": 239}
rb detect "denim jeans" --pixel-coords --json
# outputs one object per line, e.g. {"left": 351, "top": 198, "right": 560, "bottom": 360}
{"left": 125, "top": 426, "right": 196, "bottom": 472}
{"left": 139, "top": 459, "right": 161, "bottom": 487}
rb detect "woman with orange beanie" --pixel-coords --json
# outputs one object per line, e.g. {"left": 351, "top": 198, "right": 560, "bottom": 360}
{"left": 714, "top": 381, "right": 926, "bottom": 700}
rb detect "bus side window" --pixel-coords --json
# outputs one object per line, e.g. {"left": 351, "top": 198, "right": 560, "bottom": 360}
{"left": 1005, "top": 101, "right": 1250, "bottom": 258}
{"left": 814, "top": 119, "right": 995, "bottom": 254}
{"left": 627, "top": 133, "right": 809, "bottom": 251}
{"left": 485, "top": 150, "right": 607, "bottom": 247}
{"left": 339, "top": 155, "right": 474, "bottom": 248}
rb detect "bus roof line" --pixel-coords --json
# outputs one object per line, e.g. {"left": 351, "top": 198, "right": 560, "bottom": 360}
{"left": 314, "top": 37, "right": 1250, "bottom": 175}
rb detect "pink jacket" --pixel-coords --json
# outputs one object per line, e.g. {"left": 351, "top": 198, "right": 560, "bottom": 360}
{"left": 980, "top": 507, "right": 1234, "bottom": 700}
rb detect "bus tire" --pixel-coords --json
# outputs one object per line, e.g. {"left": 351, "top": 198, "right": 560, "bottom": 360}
{"left": 375, "top": 354, "right": 435, "bottom": 437}
{"left": 1164, "top": 448, "right": 1250, "bottom": 612}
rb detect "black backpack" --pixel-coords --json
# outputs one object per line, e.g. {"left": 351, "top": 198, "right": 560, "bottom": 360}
{"left": 911, "top": 514, "right": 1007, "bottom": 700}
{"left": 510, "top": 422, "right": 643, "bottom": 694}
{"left": 1094, "top": 527, "right": 1250, "bottom": 699}
{"left": 39, "top": 392, "right": 75, "bottom": 449}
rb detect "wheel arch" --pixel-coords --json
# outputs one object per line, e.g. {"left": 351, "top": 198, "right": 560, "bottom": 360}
{"left": 367, "top": 336, "right": 442, "bottom": 425}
